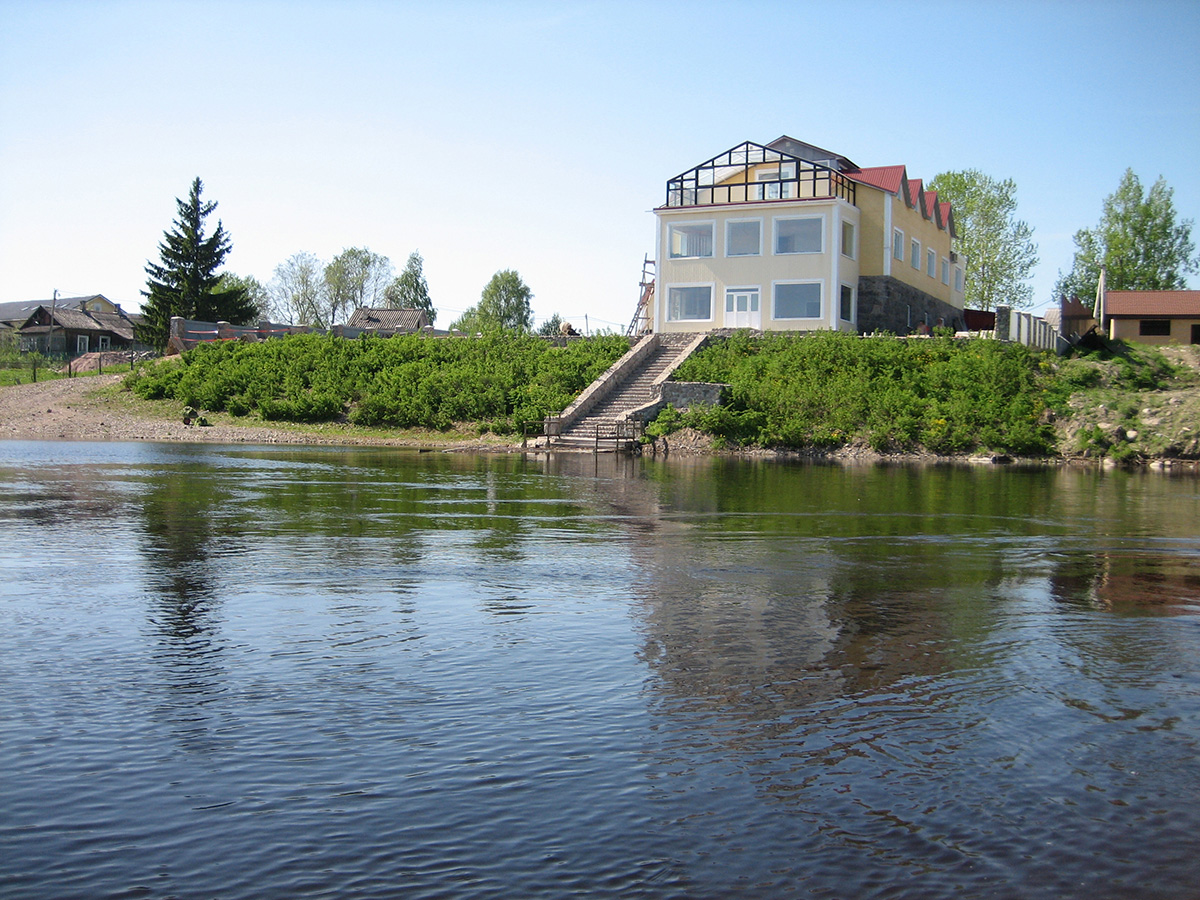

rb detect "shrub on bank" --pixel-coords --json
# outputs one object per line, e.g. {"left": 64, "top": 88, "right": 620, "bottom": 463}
{"left": 656, "top": 331, "right": 1057, "bottom": 455}
{"left": 125, "top": 332, "right": 630, "bottom": 433}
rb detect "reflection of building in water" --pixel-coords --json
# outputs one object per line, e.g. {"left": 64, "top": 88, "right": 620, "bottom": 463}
{"left": 536, "top": 453, "right": 967, "bottom": 719}
{"left": 1049, "top": 550, "right": 1200, "bottom": 614}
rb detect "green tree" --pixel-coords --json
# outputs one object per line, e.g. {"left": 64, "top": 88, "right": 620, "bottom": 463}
{"left": 463, "top": 269, "right": 533, "bottom": 332}
{"left": 537, "top": 312, "right": 565, "bottom": 336}
{"left": 138, "top": 177, "right": 255, "bottom": 350}
{"left": 321, "top": 247, "right": 394, "bottom": 328}
{"left": 383, "top": 251, "right": 436, "bottom": 324}
{"left": 269, "top": 252, "right": 325, "bottom": 325}
{"left": 928, "top": 169, "right": 1038, "bottom": 310}
{"left": 218, "top": 273, "right": 271, "bottom": 321}
{"left": 1054, "top": 169, "right": 1198, "bottom": 301}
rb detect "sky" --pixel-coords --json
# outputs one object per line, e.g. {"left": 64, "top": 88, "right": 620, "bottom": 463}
{"left": 2, "top": 0, "right": 1198, "bottom": 332}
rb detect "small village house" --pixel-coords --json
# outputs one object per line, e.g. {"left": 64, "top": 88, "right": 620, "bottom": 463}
{"left": 650, "top": 137, "right": 966, "bottom": 336}
{"left": 1097, "top": 289, "right": 1200, "bottom": 345}
{"left": 4, "top": 295, "right": 141, "bottom": 356}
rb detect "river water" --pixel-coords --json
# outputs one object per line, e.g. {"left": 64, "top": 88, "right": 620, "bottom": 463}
{"left": 1, "top": 441, "right": 1198, "bottom": 899}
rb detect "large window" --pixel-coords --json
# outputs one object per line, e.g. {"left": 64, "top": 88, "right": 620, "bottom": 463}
{"left": 667, "top": 285, "right": 713, "bottom": 321}
{"left": 775, "top": 217, "right": 822, "bottom": 254}
{"left": 754, "top": 163, "right": 795, "bottom": 200}
{"left": 840, "top": 284, "right": 854, "bottom": 322}
{"left": 668, "top": 223, "right": 713, "bottom": 259}
{"left": 893, "top": 229, "right": 904, "bottom": 261}
{"left": 910, "top": 239, "right": 921, "bottom": 269}
{"left": 726, "top": 219, "right": 761, "bottom": 256}
{"left": 1139, "top": 319, "right": 1171, "bottom": 336}
{"left": 841, "top": 220, "right": 856, "bottom": 259}
{"left": 774, "top": 282, "right": 822, "bottom": 319}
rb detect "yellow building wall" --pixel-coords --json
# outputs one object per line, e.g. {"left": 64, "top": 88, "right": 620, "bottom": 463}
{"left": 854, "top": 187, "right": 887, "bottom": 277}
{"left": 882, "top": 194, "right": 957, "bottom": 307}
{"left": 1109, "top": 318, "right": 1200, "bottom": 345}
{"left": 656, "top": 200, "right": 860, "bottom": 333}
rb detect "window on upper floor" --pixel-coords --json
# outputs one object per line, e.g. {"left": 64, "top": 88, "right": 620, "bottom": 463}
{"left": 941, "top": 258, "right": 950, "bottom": 285}
{"left": 926, "top": 248, "right": 936, "bottom": 278}
{"left": 954, "top": 266, "right": 964, "bottom": 293}
{"left": 668, "top": 223, "right": 713, "bottom": 259}
{"left": 775, "top": 217, "right": 823, "bottom": 255}
{"left": 910, "top": 239, "right": 921, "bottom": 269}
{"left": 773, "top": 282, "right": 822, "bottom": 319}
{"left": 841, "top": 221, "right": 856, "bottom": 259}
{"left": 726, "top": 219, "right": 762, "bottom": 257}
{"left": 754, "top": 163, "right": 796, "bottom": 200}
{"left": 893, "top": 229, "right": 904, "bottom": 261}
{"left": 667, "top": 285, "right": 713, "bottom": 321}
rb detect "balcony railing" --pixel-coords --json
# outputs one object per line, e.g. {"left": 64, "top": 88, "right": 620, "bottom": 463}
{"left": 665, "top": 141, "right": 856, "bottom": 208}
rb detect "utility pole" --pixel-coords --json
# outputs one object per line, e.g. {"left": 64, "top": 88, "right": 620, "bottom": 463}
{"left": 50, "top": 289, "right": 58, "bottom": 358}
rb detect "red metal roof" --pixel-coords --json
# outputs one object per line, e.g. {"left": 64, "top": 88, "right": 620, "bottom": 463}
{"left": 843, "top": 165, "right": 907, "bottom": 194}
{"left": 1104, "top": 290, "right": 1200, "bottom": 317}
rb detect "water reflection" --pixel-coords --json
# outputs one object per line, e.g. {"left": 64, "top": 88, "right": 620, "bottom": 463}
{"left": 2, "top": 443, "right": 1199, "bottom": 900}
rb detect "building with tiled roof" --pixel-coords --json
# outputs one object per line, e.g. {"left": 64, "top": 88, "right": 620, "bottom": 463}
{"left": 650, "top": 136, "right": 965, "bottom": 336}
{"left": 1100, "top": 289, "right": 1200, "bottom": 344}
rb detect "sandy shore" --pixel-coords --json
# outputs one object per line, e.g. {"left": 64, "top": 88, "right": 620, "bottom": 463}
{"left": 0, "top": 374, "right": 523, "bottom": 449}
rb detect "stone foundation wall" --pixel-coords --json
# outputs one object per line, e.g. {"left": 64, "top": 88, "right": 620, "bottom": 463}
{"left": 856, "top": 276, "right": 966, "bottom": 335}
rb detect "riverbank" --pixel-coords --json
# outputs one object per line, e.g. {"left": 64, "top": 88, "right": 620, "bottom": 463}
{"left": 2, "top": 367, "right": 1198, "bottom": 470}
{"left": 0, "top": 375, "right": 525, "bottom": 451}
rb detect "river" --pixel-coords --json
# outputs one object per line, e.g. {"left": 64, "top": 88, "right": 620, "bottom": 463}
{"left": 1, "top": 441, "right": 1198, "bottom": 899}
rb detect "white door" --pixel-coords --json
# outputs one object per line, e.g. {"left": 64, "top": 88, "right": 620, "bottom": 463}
{"left": 725, "top": 288, "right": 761, "bottom": 329}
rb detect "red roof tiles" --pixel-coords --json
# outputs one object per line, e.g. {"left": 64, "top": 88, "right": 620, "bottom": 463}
{"left": 1104, "top": 290, "right": 1200, "bottom": 317}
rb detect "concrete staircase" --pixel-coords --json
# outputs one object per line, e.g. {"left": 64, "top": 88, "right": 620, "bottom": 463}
{"left": 549, "top": 333, "right": 698, "bottom": 450}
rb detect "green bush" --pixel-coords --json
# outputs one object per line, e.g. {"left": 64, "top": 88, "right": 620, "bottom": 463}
{"left": 658, "top": 331, "right": 1058, "bottom": 455}
{"left": 124, "top": 332, "right": 630, "bottom": 431}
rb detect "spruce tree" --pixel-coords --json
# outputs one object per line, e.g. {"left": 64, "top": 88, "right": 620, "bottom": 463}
{"left": 138, "top": 178, "right": 255, "bottom": 350}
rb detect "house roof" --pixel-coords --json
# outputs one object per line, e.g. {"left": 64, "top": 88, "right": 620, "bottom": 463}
{"left": 345, "top": 307, "right": 428, "bottom": 330}
{"left": 766, "top": 136, "right": 857, "bottom": 171}
{"left": 16, "top": 303, "right": 136, "bottom": 339}
{"left": 843, "top": 165, "right": 908, "bottom": 195}
{"left": 1104, "top": 290, "right": 1200, "bottom": 318}
{"left": 1, "top": 295, "right": 123, "bottom": 326}
{"left": 0, "top": 300, "right": 46, "bottom": 325}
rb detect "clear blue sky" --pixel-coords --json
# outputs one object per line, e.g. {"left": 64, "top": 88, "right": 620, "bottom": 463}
{"left": 2, "top": 0, "right": 1197, "bottom": 330}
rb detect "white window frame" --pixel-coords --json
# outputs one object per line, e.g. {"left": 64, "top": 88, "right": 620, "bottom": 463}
{"left": 725, "top": 286, "right": 761, "bottom": 314}
{"left": 941, "top": 258, "right": 950, "bottom": 285}
{"left": 753, "top": 162, "right": 796, "bottom": 200}
{"left": 665, "top": 283, "right": 714, "bottom": 322}
{"left": 839, "top": 283, "right": 855, "bottom": 323}
{"left": 76, "top": 334, "right": 88, "bottom": 354}
{"left": 725, "top": 218, "right": 763, "bottom": 257}
{"left": 841, "top": 220, "right": 856, "bottom": 259}
{"left": 926, "top": 248, "right": 936, "bottom": 278}
{"left": 667, "top": 221, "right": 715, "bottom": 259}
{"left": 892, "top": 228, "right": 905, "bottom": 261}
{"left": 954, "top": 266, "right": 964, "bottom": 293}
{"left": 910, "top": 238, "right": 921, "bottom": 270}
{"left": 774, "top": 215, "right": 824, "bottom": 255}
{"left": 98, "top": 335, "right": 111, "bottom": 351}
{"left": 772, "top": 280, "right": 823, "bottom": 320}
